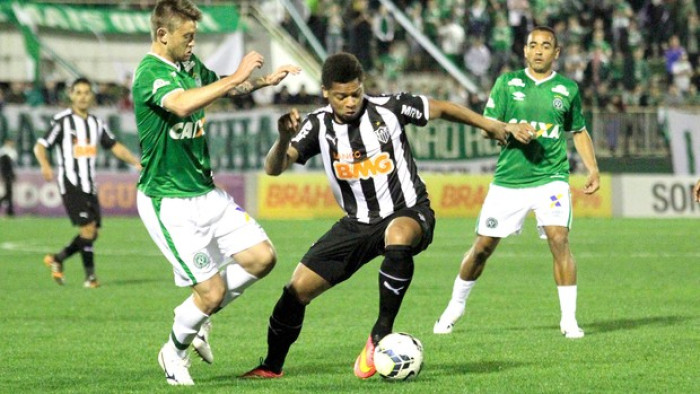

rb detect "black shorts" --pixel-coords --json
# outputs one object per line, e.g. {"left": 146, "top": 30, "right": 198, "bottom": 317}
{"left": 301, "top": 201, "right": 435, "bottom": 285}
{"left": 61, "top": 183, "right": 101, "bottom": 227}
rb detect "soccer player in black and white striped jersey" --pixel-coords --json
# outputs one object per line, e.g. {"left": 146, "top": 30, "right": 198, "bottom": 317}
{"left": 242, "top": 52, "right": 535, "bottom": 379}
{"left": 34, "top": 77, "right": 141, "bottom": 288}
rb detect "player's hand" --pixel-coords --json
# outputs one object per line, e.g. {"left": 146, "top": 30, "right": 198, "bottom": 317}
{"left": 40, "top": 166, "right": 53, "bottom": 181}
{"left": 583, "top": 171, "right": 600, "bottom": 194}
{"left": 506, "top": 123, "right": 537, "bottom": 145}
{"left": 278, "top": 108, "right": 301, "bottom": 139}
{"left": 263, "top": 65, "right": 302, "bottom": 87}
{"left": 232, "top": 51, "right": 264, "bottom": 83}
{"left": 693, "top": 179, "right": 700, "bottom": 202}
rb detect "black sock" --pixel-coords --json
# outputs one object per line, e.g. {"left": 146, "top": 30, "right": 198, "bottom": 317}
{"left": 55, "top": 235, "right": 82, "bottom": 263}
{"left": 372, "top": 245, "right": 414, "bottom": 343}
{"left": 263, "top": 286, "right": 306, "bottom": 373}
{"left": 78, "top": 237, "right": 95, "bottom": 277}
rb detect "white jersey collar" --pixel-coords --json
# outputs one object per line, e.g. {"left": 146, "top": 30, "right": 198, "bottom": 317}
{"left": 147, "top": 52, "right": 181, "bottom": 71}
{"left": 525, "top": 68, "right": 556, "bottom": 85}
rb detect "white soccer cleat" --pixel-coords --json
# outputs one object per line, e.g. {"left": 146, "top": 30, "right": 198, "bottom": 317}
{"left": 433, "top": 303, "right": 465, "bottom": 334}
{"left": 158, "top": 343, "right": 194, "bottom": 386}
{"left": 192, "top": 320, "right": 214, "bottom": 364}
{"left": 560, "top": 322, "right": 585, "bottom": 339}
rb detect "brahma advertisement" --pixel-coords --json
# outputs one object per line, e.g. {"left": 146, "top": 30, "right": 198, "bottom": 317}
{"left": 256, "top": 173, "right": 612, "bottom": 219}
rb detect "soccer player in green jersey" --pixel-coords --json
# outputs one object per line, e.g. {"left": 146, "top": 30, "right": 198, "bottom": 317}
{"left": 133, "top": 0, "right": 299, "bottom": 386}
{"left": 434, "top": 26, "right": 600, "bottom": 339}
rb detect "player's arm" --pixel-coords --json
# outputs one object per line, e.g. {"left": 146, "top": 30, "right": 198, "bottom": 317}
{"left": 110, "top": 142, "right": 142, "bottom": 171}
{"left": 33, "top": 142, "right": 53, "bottom": 181}
{"left": 265, "top": 109, "right": 301, "bottom": 176}
{"left": 693, "top": 179, "right": 700, "bottom": 202}
{"left": 162, "top": 51, "right": 265, "bottom": 118}
{"left": 228, "top": 65, "right": 301, "bottom": 96}
{"left": 427, "top": 98, "right": 535, "bottom": 145}
{"left": 572, "top": 129, "right": 600, "bottom": 194}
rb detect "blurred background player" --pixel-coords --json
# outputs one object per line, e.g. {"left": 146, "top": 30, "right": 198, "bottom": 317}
{"left": 34, "top": 77, "right": 141, "bottom": 288}
{"left": 433, "top": 26, "right": 600, "bottom": 339}
{"left": 0, "top": 138, "right": 17, "bottom": 217}
{"left": 132, "top": 0, "right": 299, "bottom": 386}
{"left": 241, "top": 52, "right": 533, "bottom": 379}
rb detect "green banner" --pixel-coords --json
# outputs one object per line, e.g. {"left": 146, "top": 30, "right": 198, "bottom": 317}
{"left": 1, "top": 2, "right": 240, "bottom": 34}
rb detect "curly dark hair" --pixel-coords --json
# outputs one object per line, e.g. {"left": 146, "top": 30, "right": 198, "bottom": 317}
{"left": 321, "top": 52, "right": 364, "bottom": 88}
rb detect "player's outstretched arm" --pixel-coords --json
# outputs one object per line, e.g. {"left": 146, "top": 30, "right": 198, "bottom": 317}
{"left": 265, "top": 108, "right": 301, "bottom": 176}
{"left": 110, "top": 142, "right": 142, "bottom": 171}
{"left": 229, "top": 65, "right": 301, "bottom": 96}
{"left": 427, "top": 98, "right": 535, "bottom": 145}
{"left": 572, "top": 129, "right": 600, "bottom": 194}
{"left": 693, "top": 179, "right": 700, "bottom": 202}
{"left": 163, "top": 51, "right": 265, "bottom": 118}
{"left": 33, "top": 143, "right": 53, "bottom": 181}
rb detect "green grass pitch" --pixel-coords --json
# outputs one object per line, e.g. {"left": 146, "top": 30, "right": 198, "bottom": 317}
{"left": 1, "top": 216, "right": 698, "bottom": 393}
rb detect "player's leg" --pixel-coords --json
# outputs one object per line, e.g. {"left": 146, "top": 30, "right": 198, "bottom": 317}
{"left": 543, "top": 225, "right": 583, "bottom": 338}
{"left": 137, "top": 190, "right": 225, "bottom": 385}
{"left": 43, "top": 192, "right": 91, "bottom": 285}
{"left": 534, "top": 181, "right": 583, "bottom": 338}
{"left": 192, "top": 189, "right": 276, "bottom": 363}
{"left": 243, "top": 218, "right": 361, "bottom": 378}
{"left": 434, "top": 235, "right": 500, "bottom": 334}
{"left": 435, "top": 184, "right": 528, "bottom": 334}
{"left": 77, "top": 221, "right": 99, "bottom": 288}
{"left": 242, "top": 263, "right": 331, "bottom": 378}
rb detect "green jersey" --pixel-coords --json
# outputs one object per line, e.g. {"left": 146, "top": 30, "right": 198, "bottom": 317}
{"left": 133, "top": 53, "right": 219, "bottom": 197}
{"left": 484, "top": 69, "right": 586, "bottom": 188}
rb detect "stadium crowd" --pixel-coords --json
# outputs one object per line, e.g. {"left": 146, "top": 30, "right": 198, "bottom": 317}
{"left": 2, "top": 0, "right": 700, "bottom": 112}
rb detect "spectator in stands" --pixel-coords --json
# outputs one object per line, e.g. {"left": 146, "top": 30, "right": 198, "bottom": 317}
{"left": 490, "top": 13, "right": 514, "bottom": 75}
{"left": 464, "top": 36, "right": 491, "bottom": 89}
{"left": 42, "top": 80, "right": 61, "bottom": 106}
{"left": 672, "top": 51, "right": 694, "bottom": 94}
{"left": 438, "top": 16, "right": 466, "bottom": 68}
{"left": 563, "top": 42, "right": 587, "bottom": 84}
{"left": 325, "top": 3, "right": 344, "bottom": 55}
{"left": 372, "top": 4, "right": 395, "bottom": 58}
{"left": 6, "top": 82, "right": 26, "bottom": 104}
{"left": 665, "top": 35, "right": 686, "bottom": 84}
{"left": 466, "top": 0, "right": 490, "bottom": 39}
{"left": 641, "top": 0, "right": 671, "bottom": 57}
{"left": 683, "top": 12, "right": 700, "bottom": 66}
{"left": 274, "top": 86, "right": 293, "bottom": 105}
{"left": 347, "top": 0, "right": 373, "bottom": 71}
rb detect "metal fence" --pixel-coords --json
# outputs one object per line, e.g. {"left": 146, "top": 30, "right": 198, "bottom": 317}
{"left": 587, "top": 107, "right": 668, "bottom": 158}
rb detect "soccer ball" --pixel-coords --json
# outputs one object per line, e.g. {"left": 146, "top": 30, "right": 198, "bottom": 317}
{"left": 373, "top": 332, "right": 424, "bottom": 381}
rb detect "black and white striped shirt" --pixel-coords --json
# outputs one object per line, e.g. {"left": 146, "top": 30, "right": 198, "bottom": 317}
{"left": 292, "top": 93, "right": 430, "bottom": 224}
{"left": 38, "top": 109, "right": 117, "bottom": 195}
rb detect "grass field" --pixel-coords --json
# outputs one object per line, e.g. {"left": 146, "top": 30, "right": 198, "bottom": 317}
{"left": 1, "top": 216, "right": 698, "bottom": 393}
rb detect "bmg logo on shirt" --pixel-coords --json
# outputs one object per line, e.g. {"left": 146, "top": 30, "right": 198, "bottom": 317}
{"left": 73, "top": 145, "right": 97, "bottom": 158}
{"left": 333, "top": 152, "right": 394, "bottom": 180}
{"left": 169, "top": 119, "right": 205, "bottom": 140}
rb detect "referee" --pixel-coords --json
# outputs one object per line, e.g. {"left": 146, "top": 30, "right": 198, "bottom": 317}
{"left": 34, "top": 77, "right": 141, "bottom": 287}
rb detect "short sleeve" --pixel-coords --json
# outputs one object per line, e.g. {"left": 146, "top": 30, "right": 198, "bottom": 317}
{"left": 567, "top": 86, "right": 587, "bottom": 132}
{"left": 483, "top": 74, "right": 507, "bottom": 121}
{"left": 382, "top": 93, "right": 430, "bottom": 127}
{"left": 290, "top": 116, "right": 321, "bottom": 165}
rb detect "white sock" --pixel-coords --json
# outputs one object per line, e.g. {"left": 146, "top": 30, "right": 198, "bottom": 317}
{"left": 450, "top": 276, "right": 475, "bottom": 306}
{"left": 219, "top": 263, "right": 259, "bottom": 309}
{"left": 557, "top": 285, "right": 578, "bottom": 326}
{"left": 169, "top": 295, "right": 209, "bottom": 358}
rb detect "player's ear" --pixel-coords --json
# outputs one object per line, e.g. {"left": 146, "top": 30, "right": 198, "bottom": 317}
{"left": 157, "top": 27, "right": 168, "bottom": 44}
{"left": 321, "top": 86, "right": 329, "bottom": 99}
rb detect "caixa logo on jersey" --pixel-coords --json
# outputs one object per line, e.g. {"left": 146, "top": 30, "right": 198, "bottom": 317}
{"left": 333, "top": 152, "right": 395, "bottom": 180}
{"left": 169, "top": 119, "right": 205, "bottom": 140}
{"left": 508, "top": 119, "right": 561, "bottom": 139}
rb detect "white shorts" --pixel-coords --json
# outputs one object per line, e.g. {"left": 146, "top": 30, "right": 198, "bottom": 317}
{"left": 476, "top": 181, "right": 572, "bottom": 239}
{"left": 137, "top": 188, "right": 270, "bottom": 287}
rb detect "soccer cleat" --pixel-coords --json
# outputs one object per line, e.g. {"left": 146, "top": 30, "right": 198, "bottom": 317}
{"left": 158, "top": 343, "right": 194, "bottom": 386}
{"left": 240, "top": 363, "right": 283, "bottom": 379}
{"left": 433, "top": 318, "right": 455, "bottom": 334}
{"left": 353, "top": 335, "right": 376, "bottom": 379}
{"left": 433, "top": 303, "right": 465, "bottom": 334}
{"left": 83, "top": 275, "right": 100, "bottom": 288}
{"left": 560, "top": 322, "right": 585, "bottom": 339}
{"left": 43, "top": 254, "right": 65, "bottom": 285}
{"left": 192, "top": 320, "right": 213, "bottom": 364}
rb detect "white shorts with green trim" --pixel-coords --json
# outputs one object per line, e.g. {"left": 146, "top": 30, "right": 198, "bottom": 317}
{"left": 476, "top": 181, "right": 572, "bottom": 239}
{"left": 137, "top": 188, "right": 269, "bottom": 287}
